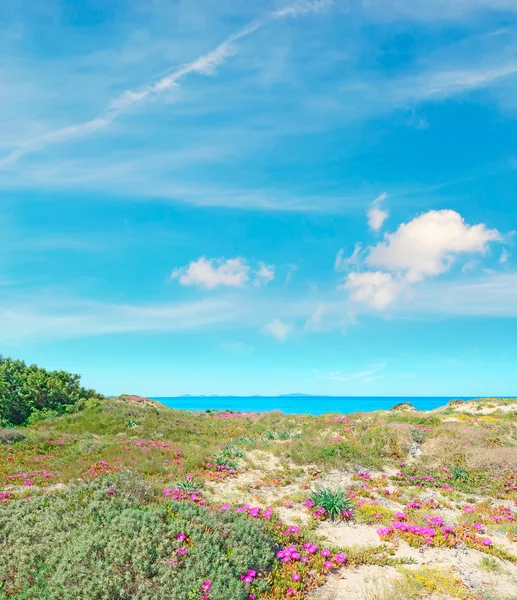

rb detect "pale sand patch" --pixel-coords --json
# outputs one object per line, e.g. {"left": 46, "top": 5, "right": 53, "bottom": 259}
{"left": 452, "top": 401, "right": 517, "bottom": 415}
{"left": 317, "top": 521, "right": 384, "bottom": 547}
{"left": 311, "top": 565, "right": 398, "bottom": 600}
{"left": 313, "top": 542, "right": 517, "bottom": 599}
{"left": 205, "top": 450, "right": 307, "bottom": 509}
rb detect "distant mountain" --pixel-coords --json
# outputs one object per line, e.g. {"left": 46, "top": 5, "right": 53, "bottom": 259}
{"left": 277, "top": 393, "right": 317, "bottom": 397}
{"left": 173, "top": 393, "right": 322, "bottom": 398}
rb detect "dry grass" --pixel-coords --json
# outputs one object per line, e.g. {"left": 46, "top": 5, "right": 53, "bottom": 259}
{"left": 466, "top": 446, "right": 517, "bottom": 472}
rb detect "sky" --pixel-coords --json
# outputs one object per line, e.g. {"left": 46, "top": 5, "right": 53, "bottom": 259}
{"left": 1, "top": 0, "right": 517, "bottom": 397}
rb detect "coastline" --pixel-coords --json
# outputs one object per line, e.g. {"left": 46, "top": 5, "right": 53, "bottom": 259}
{"left": 152, "top": 395, "right": 480, "bottom": 415}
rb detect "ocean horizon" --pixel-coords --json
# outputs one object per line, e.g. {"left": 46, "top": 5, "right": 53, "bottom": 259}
{"left": 152, "top": 396, "right": 479, "bottom": 415}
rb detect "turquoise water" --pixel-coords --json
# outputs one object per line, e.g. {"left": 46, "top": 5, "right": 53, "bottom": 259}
{"left": 153, "top": 396, "right": 476, "bottom": 415}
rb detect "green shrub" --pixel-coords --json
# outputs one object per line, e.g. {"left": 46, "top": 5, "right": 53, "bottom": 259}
{"left": 0, "top": 356, "right": 103, "bottom": 426}
{"left": 0, "top": 473, "right": 275, "bottom": 600}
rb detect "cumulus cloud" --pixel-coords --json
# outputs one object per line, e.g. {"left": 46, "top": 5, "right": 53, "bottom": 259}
{"left": 367, "top": 192, "right": 389, "bottom": 232}
{"left": 342, "top": 271, "right": 402, "bottom": 309}
{"left": 340, "top": 209, "right": 504, "bottom": 310}
{"left": 171, "top": 257, "right": 250, "bottom": 289}
{"left": 253, "top": 262, "right": 275, "bottom": 286}
{"left": 262, "top": 318, "right": 292, "bottom": 341}
{"left": 171, "top": 257, "right": 276, "bottom": 289}
{"left": 366, "top": 209, "right": 502, "bottom": 282}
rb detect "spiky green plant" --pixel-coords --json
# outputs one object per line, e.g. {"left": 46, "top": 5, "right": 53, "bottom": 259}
{"left": 453, "top": 466, "right": 469, "bottom": 481}
{"left": 173, "top": 478, "right": 203, "bottom": 492}
{"left": 310, "top": 488, "right": 354, "bottom": 521}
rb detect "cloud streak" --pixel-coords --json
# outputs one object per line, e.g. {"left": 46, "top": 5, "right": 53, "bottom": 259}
{"left": 0, "top": 1, "right": 333, "bottom": 169}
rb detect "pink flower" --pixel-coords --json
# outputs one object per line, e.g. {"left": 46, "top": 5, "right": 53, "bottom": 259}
{"left": 482, "top": 539, "right": 493, "bottom": 546}
{"left": 287, "top": 589, "right": 294, "bottom": 595}
{"left": 292, "top": 573, "right": 301, "bottom": 581}
{"left": 201, "top": 581, "right": 211, "bottom": 592}
{"left": 321, "top": 549, "right": 330, "bottom": 557}
{"left": 177, "top": 548, "right": 188, "bottom": 555}
{"left": 335, "top": 553, "right": 346, "bottom": 563}
{"left": 324, "top": 560, "right": 334, "bottom": 569}
{"left": 108, "top": 488, "right": 115, "bottom": 494}
{"left": 177, "top": 533, "right": 186, "bottom": 541}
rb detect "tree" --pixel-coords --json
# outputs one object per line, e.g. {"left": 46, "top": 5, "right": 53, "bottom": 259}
{"left": 0, "top": 356, "right": 102, "bottom": 426}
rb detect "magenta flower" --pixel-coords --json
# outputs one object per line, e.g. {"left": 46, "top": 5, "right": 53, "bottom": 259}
{"left": 177, "top": 533, "right": 186, "bottom": 541}
{"left": 324, "top": 560, "right": 334, "bottom": 569}
{"left": 292, "top": 573, "right": 301, "bottom": 581}
{"left": 321, "top": 549, "right": 330, "bottom": 557}
{"left": 201, "top": 581, "right": 211, "bottom": 592}
{"left": 482, "top": 539, "right": 493, "bottom": 546}
{"left": 335, "top": 553, "right": 346, "bottom": 563}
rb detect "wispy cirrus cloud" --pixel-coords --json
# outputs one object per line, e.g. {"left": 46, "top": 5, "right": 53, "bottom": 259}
{"left": 0, "top": 0, "right": 334, "bottom": 169}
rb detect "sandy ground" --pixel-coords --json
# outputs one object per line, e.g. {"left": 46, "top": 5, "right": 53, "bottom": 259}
{"left": 206, "top": 452, "right": 517, "bottom": 599}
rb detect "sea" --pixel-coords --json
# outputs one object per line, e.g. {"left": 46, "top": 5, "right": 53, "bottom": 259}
{"left": 152, "top": 396, "right": 477, "bottom": 416}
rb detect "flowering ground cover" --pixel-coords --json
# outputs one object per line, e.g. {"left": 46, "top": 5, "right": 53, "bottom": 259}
{"left": 1, "top": 395, "right": 517, "bottom": 598}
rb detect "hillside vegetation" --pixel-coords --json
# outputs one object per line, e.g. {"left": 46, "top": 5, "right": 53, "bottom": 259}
{"left": 1, "top": 375, "right": 517, "bottom": 599}
{"left": 0, "top": 356, "right": 102, "bottom": 426}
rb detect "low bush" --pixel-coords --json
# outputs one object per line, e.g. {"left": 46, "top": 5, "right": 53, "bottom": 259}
{"left": 0, "top": 473, "right": 276, "bottom": 600}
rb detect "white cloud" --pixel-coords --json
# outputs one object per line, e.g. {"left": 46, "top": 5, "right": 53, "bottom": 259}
{"left": 343, "top": 271, "right": 402, "bottom": 309}
{"left": 253, "top": 262, "right": 275, "bottom": 286}
{"left": 335, "top": 243, "right": 362, "bottom": 271}
{"left": 0, "top": 1, "right": 333, "bottom": 169}
{"left": 367, "top": 192, "right": 389, "bottom": 232}
{"left": 262, "top": 318, "right": 293, "bottom": 342}
{"left": 366, "top": 209, "right": 502, "bottom": 282}
{"left": 274, "top": 0, "right": 334, "bottom": 18}
{"left": 172, "top": 257, "right": 250, "bottom": 289}
{"left": 0, "top": 297, "right": 242, "bottom": 343}
{"left": 304, "top": 303, "right": 328, "bottom": 330}
{"left": 499, "top": 248, "right": 510, "bottom": 264}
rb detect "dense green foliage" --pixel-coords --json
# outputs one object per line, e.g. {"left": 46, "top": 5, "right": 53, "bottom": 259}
{"left": 0, "top": 473, "right": 276, "bottom": 600}
{"left": 0, "top": 356, "right": 102, "bottom": 426}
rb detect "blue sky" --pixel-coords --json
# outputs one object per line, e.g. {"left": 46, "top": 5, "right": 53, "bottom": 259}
{"left": 1, "top": 0, "right": 517, "bottom": 397}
